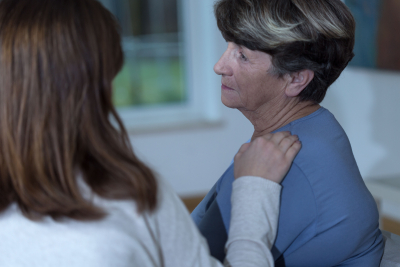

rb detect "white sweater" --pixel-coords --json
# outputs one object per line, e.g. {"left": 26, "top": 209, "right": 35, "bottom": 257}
{"left": 0, "top": 176, "right": 281, "bottom": 267}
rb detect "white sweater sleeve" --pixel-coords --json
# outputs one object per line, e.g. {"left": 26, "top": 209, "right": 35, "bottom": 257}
{"left": 225, "top": 176, "right": 281, "bottom": 267}
{"left": 148, "top": 176, "right": 281, "bottom": 267}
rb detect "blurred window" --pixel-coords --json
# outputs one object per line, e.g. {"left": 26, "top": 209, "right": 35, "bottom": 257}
{"left": 99, "top": 0, "right": 221, "bottom": 131}
{"left": 100, "top": 0, "right": 185, "bottom": 107}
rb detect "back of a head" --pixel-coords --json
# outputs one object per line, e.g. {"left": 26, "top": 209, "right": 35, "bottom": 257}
{"left": 214, "top": 0, "right": 355, "bottom": 103}
{"left": 0, "top": 0, "right": 157, "bottom": 220}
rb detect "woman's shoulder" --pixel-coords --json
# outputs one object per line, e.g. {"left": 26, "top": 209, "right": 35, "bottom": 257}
{"left": 287, "top": 108, "right": 354, "bottom": 168}
{"left": 281, "top": 107, "right": 376, "bottom": 215}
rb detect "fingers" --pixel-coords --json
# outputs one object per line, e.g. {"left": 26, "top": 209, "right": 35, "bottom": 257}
{"left": 260, "top": 133, "right": 274, "bottom": 141}
{"left": 234, "top": 132, "right": 302, "bottom": 183}
{"left": 279, "top": 135, "right": 299, "bottom": 152}
{"left": 269, "top": 131, "right": 290, "bottom": 144}
{"left": 257, "top": 131, "right": 301, "bottom": 157}
{"left": 260, "top": 131, "right": 298, "bottom": 153}
{"left": 285, "top": 140, "right": 302, "bottom": 162}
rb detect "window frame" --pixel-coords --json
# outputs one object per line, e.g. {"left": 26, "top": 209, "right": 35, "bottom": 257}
{"left": 117, "top": 0, "right": 222, "bottom": 132}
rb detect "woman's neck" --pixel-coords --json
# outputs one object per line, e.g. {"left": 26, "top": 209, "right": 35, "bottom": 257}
{"left": 239, "top": 99, "right": 320, "bottom": 141}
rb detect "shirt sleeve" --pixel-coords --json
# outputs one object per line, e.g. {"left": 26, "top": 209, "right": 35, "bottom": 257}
{"left": 190, "top": 181, "right": 218, "bottom": 226}
{"left": 225, "top": 176, "right": 281, "bottom": 267}
{"left": 147, "top": 177, "right": 281, "bottom": 267}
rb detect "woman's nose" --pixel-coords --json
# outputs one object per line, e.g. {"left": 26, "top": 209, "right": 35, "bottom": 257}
{"left": 214, "top": 49, "right": 232, "bottom": 76}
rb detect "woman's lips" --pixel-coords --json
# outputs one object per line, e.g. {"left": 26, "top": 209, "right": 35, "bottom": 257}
{"left": 221, "top": 84, "right": 234, "bottom": 90}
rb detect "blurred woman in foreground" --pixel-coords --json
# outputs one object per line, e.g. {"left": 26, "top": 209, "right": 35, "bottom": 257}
{"left": 0, "top": 0, "right": 301, "bottom": 266}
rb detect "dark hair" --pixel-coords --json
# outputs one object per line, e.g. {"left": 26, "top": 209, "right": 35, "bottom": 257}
{"left": 0, "top": 0, "right": 158, "bottom": 220}
{"left": 214, "top": 0, "right": 355, "bottom": 103}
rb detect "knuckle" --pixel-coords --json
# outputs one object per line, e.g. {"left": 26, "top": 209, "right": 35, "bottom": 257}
{"left": 281, "top": 138, "right": 291, "bottom": 145}
{"left": 265, "top": 133, "right": 273, "bottom": 139}
{"left": 254, "top": 137, "right": 266, "bottom": 146}
{"left": 264, "top": 140, "right": 275, "bottom": 150}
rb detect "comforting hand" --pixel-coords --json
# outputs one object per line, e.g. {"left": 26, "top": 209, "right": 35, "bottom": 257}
{"left": 234, "top": 132, "right": 301, "bottom": 183}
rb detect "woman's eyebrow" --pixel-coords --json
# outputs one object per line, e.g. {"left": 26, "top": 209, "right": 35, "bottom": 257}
{"left": 238, "top": 45, "right": 252, "bottom": 54}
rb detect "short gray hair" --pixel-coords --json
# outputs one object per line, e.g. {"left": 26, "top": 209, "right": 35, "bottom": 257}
{"left": 214, "top": 0, "right": 355, "bottom": 103}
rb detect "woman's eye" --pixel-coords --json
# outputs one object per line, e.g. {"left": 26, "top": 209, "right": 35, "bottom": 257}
{"left": 240, "top": 52, "right": 247, "bottom": 61}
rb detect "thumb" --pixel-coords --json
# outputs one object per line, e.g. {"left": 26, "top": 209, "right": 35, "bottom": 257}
{"left": 235, "top": 142, "right": 251, "bottom": 160}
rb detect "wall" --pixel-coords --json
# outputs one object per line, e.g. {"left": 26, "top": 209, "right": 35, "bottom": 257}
{"left": 322, "top": 67, "right": 400, "bottom": 180}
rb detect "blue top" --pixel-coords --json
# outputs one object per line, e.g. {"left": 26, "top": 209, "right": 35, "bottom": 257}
{"left": 191, "top": 107, "right": 383, "bottom": 266}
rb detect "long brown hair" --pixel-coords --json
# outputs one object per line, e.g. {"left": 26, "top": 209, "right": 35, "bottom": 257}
{"left": 0, "top": 0, "right": 158, "bottom": 220}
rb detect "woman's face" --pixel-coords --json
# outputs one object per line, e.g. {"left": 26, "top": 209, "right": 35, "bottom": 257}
{"left": 214, "top": 42, "right": 288, "bottom": 111}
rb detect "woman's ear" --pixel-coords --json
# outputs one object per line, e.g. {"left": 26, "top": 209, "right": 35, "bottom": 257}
{"left": 285, "top": 70, "right": 314, "bottom": 97}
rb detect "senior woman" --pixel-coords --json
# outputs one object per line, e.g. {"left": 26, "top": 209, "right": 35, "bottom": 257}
{"left": 191, "top": 0, "right": 383, "bottom": 266}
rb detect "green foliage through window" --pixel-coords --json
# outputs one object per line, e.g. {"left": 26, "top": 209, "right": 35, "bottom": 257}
{"left": 99, "top": 0, "right": 186, "bottom": 107}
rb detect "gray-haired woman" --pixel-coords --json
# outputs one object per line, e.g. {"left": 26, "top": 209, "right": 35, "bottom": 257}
{"left": 191, "top": 0, "right": 384, "bottom": 266}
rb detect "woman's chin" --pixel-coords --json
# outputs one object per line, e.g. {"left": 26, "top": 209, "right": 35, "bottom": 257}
{"left": 221, "top": 96, "right": 241, "bottom": 109}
